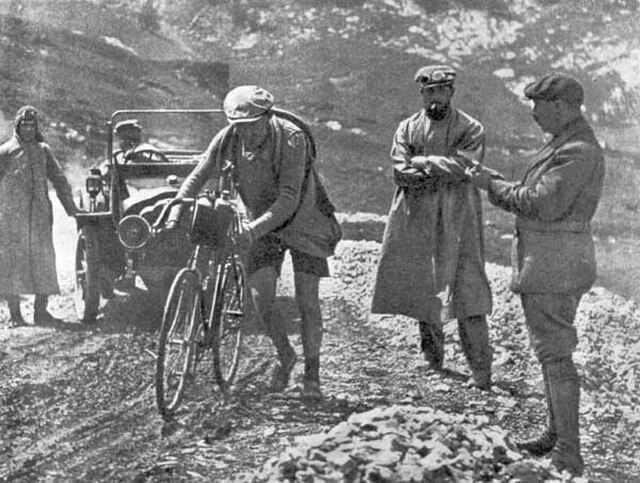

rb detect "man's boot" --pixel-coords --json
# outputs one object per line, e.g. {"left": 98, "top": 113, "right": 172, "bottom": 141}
{"left": 458, "top": 315, "right": 492, "bottom": 390}
{"left": 297, "top": 272, "right": 323, "bottom": 400}
{"left": 266, "top": 309, "right": 296, "bottom": 393}
{"left": 300, "top": 319, "right": 323, "bottom": 400}
{"left": 302, "top": 357, "right": 322, "bottom": 401}
{"left": 34, "top": 294, "right": 57, "bottom": 325}
{"left": 6, "top": 295, "right": 26, "bottom": 327}
{"left": 418, "top": 320, "right": 444, "bottom": 371}
{"left": 517, "top": 364, "right": 557, "bottom": 456}
{"left": 269, "top": 343, "right": 296, "bottom": 393}
{"left": 547, "top": 357, "right": 584, "bottom": 476}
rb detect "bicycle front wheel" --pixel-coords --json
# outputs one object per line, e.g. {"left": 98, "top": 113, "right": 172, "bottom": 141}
{"left": 210, "top": 253, "right": 246, "bottom": 391}
{"left": 156, "top": 268, "right": 201, "bottom": 420}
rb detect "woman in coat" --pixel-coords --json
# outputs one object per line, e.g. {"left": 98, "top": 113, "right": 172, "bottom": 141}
{"left": 0, "top": 106, "right": 79, "bottom": 327}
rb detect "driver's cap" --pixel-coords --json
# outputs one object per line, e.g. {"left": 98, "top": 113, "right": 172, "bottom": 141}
{"left": 224, "top": 85, "right": 274, "bottom": 123}
{"left": 114, "top": 119, "right": 142, "bottom": 134}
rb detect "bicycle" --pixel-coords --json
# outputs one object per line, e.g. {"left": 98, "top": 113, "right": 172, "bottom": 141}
{"left": 153, "top": 189, "right": 247, "bottom": 420}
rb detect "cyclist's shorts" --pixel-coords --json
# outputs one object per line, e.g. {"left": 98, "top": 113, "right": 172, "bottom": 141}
{"left": 246, "top": 233, "right": 330, "bottom": 278}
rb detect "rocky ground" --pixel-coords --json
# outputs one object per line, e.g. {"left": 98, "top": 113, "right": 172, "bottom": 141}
{"left": 0, "top": 207, "right": 639, "bottom": 482}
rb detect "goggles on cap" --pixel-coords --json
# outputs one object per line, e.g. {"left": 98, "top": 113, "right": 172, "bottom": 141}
{"left": 22, "top": 109, "right": 38, "bottom": 121}
{"left": 416, "top": 69, "right": 455, "bottom": 85}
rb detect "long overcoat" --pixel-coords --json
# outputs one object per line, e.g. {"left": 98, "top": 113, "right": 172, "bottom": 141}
{"left": 487, "top": 116, "right": 605, "bottom": 294}
{"left": 371, "top": 107, "right": 493, "bottom": 321}
{"left": 0, "top": 135, "right": 76, "bottom": 295}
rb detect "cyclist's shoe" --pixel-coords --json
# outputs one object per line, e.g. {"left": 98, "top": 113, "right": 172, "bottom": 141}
{"left": 301, "top": 378, "right": 323, "bottom": 401}
{"left": 269, "top": 353, "right": 296, "bottom": 393}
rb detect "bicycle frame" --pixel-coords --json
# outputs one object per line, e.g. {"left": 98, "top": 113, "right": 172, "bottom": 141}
{"left": 155, "top": 190, "right": 247, "bottom": 419}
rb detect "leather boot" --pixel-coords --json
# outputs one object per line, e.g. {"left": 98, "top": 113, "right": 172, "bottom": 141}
{"left": 458, "top": 315, "right": 492, "bottom": 390}
{"left": 419, "top": 320, "right": 444, "bottom": 371}
{"left": 34, "top": 294, "right": 57, "bottom": 325}
{"left": 302, "top": 357, "right": 322, "bottom": 401}
{"left": 269, "top": 347, "right": 296, "bottom": 393}
{"left": 266, "top": 310, "right": 296, "bottom": 392}
{"left": 547, "top": 357, "right": 584, "bottom": 476}
{"left": 297, "top": 272, "right": 323, "bottom": 400}
{"left": 517, "top": 364, "right": 557, "bottom": 456}
{"left": 7, "top": 295, "right": 26, "bottom": 327}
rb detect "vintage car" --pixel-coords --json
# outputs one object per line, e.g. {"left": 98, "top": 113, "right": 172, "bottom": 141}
{"left": 74, "top": 109, "right": 226, "bottom": 323}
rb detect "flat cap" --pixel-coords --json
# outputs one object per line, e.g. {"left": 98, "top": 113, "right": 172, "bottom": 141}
{"left": 524, "top": 73, "right": 584, "bottom": 106}
{"left": 224, "top": 85, "right": 274, "bottom": 123}
{"left": 114, "top": 119, "right": 142, "bottom": 133}
{"left": 414, "top": 65, "right": 456, "bottom": 87}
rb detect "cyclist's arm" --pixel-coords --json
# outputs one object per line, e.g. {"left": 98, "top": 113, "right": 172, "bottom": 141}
{"left": 247, "top": 131, "right": 307, "bottom": 239}
{"left": 166, "top": 130, "right": 226, "bottom": 224}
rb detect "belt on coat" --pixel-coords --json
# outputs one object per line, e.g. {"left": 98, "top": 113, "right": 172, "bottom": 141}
{"left": 515, "top": 219, "right": 590, "bottom": 234}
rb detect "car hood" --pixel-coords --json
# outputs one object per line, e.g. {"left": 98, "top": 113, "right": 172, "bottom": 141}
{"left": 122, "top": 186, "right": 179, "bottom": 216}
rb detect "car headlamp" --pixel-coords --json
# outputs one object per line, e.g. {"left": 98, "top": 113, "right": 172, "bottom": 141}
{"left": 118, "top": 215, "right": 152, "bottom": 250}
{"left": 86, "top": 168, "right": 102, "bottom": 197}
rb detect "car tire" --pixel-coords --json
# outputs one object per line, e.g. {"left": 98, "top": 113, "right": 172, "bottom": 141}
{"left": 75, "top": 226, "right": 101, "bottom": 323}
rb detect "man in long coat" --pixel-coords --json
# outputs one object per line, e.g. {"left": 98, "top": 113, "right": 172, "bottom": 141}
{"left": 467, "top": 73, "right": 605, "bottom": 476}
{"left": 0, "top": 106, "right": 79, "bottom": 327}
{"left": 371, "top": 65, "right": 493, "bottom": 389}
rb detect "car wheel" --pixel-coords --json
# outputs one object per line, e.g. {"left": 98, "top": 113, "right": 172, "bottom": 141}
{"left": 75, "top": 226, "right": 101, "bottom": 323}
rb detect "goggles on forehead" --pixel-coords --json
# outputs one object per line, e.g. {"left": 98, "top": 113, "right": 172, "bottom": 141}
{"left": 416, "top": 69, "right": 455, "bottom": 86}
{"left": 22, "top": 109, "right": 38, "bottom": 121}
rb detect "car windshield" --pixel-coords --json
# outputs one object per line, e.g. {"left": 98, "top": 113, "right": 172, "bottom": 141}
{"left": 109, "top": 109, "right": 228, "bottom": 191}
{"left": 111, "top": 109, "right": 228, "bottom": 157}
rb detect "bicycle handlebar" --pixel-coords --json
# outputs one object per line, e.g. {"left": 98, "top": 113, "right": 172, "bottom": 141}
{"left": 152, "top": 197, "right": 195, "bottom": 231}
{"left": 152, "top": 192, "right": 242, "bottom": 235}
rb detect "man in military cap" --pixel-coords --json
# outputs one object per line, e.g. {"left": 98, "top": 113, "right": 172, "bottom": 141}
{"left": 371, "top": 65, "right": 494, "bottom": 390}
{"left": 167, "top": 85, "right": 340, "bottom": 400}
{"left": 114, "top": 119, "right": 161, "bottom": 163}
{"left": 467, "top": 73, "right": 605, "bottom": 476}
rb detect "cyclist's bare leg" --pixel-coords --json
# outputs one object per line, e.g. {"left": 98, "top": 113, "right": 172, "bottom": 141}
{"left": 248, "top": 266, "right": 296, "bottom": 391}
{"left": 294, "top": 271, "right": 323, "bottom": 399}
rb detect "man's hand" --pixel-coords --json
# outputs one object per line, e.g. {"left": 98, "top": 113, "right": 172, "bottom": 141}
{"left": 233, "top": 222, "right": 254, "bottom": 252}
{"left": 163, "top": 219, "right": 179, "bottom": 233}
{"left": 410, "top": 155, "right": 431, "bottom": 171}
{"left": 465, "top": 165, "right": 503, "bottom": 191}
{"left": 71, "top": 206, "right": 88, "bottom": 217}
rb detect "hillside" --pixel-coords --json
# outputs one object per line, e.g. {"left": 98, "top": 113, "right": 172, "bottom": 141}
{"left": 0, "top": 0, "right": 229, "bottom": 162}
{"left": 3, "top": 0, "right": 640, "bottom": 297}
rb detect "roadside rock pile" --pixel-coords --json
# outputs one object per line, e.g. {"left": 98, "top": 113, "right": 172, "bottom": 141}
{"left": 248, "top": 405, "right": 570, "bottom": 482}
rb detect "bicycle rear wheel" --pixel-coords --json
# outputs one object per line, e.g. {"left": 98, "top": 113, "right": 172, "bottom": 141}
{"left": 155, "top": 268, "right": 201, "bottom": 420}
{"left": 210, "top": 253, "right": 246, "bottom": 391}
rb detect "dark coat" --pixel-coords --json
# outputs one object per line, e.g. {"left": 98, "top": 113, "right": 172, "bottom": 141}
{"left": 487, "top": 116, "right": 605, "bottom": 294}
{"left": 371, "top": 107, "right": 493, "bottom": 321}
{"left": 0, "top": 136, "right": 76, "bottom": 295}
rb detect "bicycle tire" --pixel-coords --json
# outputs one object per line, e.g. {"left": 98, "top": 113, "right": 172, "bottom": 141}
{"left": 210, "top": 253, "right": 246, "bottom": 391}
{"left": 155, "top": 268, "right": 201, "bottom": 420}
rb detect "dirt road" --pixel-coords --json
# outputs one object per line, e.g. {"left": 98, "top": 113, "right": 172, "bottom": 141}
{"left": 1, "top": 200, "right": 639, "bottom": 482}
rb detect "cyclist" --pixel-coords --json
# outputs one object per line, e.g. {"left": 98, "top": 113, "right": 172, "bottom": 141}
{"left": 167, "top": 85, "right": 340, "bottom": 400}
